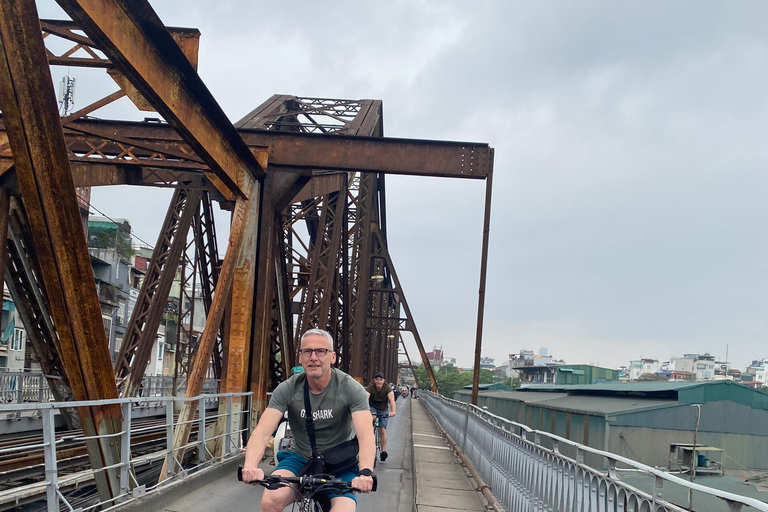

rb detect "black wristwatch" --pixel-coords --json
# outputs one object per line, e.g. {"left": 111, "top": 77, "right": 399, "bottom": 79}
{"left": 359, "top": 468, "right": 374, "bottom": 477}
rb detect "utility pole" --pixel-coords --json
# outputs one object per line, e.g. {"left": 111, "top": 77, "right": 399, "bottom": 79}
{"left": 688, "top": 404, "right": 701, "bottom": 512}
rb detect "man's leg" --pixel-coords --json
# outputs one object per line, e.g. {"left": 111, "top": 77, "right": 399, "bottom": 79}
{"left": 330, "top": 496, "right": 357, "bottom": 511}
{"left": 380, "top": 427, "right": 388, "bottom": 454}
{"left": 260, "top": 468, "right": 297, "bottom": 512}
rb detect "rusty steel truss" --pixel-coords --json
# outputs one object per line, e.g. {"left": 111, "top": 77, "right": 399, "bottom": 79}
{"left": 0, "top": 0, "right": 493, "bottom": 502}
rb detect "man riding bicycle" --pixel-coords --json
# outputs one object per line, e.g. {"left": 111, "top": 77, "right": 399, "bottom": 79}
{"left": 365, "top": 372, "right": 396, "bottom": 462}
{"left": 241, "top": 329, "right": 376, "bottom": 512}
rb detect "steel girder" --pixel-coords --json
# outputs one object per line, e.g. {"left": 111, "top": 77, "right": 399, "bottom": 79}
{"left": 367, "top": 226, "right": 439, "bottom": 391}
{"left": 113, "top": 187, "right": 201, "bottom": 397}
{"left": 0, "top": 0, "right": 123, "bottom": 500}
{"left": 162, "top": 172, "right": 260, "bottom": 479}
{"left": 0, "top": 4, "right": 496, "bottom": 496}
{"left": 54, "top": 0, "right": 265, "bottom": 197}
{"left": 0, "top": 118, "right": 493, "bottom": 185}
{"left": 4, "top": 199, "right": 81, "bottom": 428}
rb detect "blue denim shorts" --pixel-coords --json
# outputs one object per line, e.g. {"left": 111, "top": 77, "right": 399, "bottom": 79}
{"left": 369, "top": 406, "right": 389, "bottom": 429}
{"left": 275, "top": 451, "right": 358, "bottom": 502}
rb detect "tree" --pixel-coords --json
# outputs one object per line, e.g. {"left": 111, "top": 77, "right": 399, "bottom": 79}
{"left": 413, "top": 364, "right": 497, "bottom": 398}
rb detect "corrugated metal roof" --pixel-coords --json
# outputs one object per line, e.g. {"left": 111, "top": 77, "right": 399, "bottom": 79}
{"left": 491, "top": 380, "right": 768, "bottom": 410}
{"left": 534, "top": 395, "right": 678, "bottom": 415}
{"left": 517, "top": 381, "right": 704, "bottom": 392}
{"left": 454, "top": 389, "right": 677, "bottom": 415}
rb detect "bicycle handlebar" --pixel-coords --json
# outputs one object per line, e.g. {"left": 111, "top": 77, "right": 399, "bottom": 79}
{"left": 237, "top": 467, "right": 377, "bottom": 493}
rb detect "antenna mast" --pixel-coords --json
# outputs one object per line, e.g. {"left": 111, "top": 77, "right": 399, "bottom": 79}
{"left": 58, "top": 75, "right": 76, "bottom": 115}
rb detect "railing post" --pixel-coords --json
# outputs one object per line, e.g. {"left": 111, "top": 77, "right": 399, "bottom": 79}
{"left": 38, "top": 374, "right": 44, "bottom": 403}
{"left": 16, "top": 373, "right": 23, "bottom": 404}
{"left": 120, "top": 401, "right": 132, "bottom": 499}
{"left": 653, "top": 474, "right": 663, "bottom": 511}
{"left": 42, "top": 408, "right": 58, "bottom": 512}
{"left": 225, "top": 394, "right": 233, "bottom": 456}
{"left": 462, "top": 402, "right": 470, "bottom": 451}
{"left": 165, "top": 398, "right": 175, "bottom": 479}
{"left": 198, "top": 399, "right": 207, "bottom": 463}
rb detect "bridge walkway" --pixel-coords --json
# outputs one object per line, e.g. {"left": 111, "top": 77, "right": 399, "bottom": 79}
{"left": 119, "top": 395, "right": 488, "bottom": 512}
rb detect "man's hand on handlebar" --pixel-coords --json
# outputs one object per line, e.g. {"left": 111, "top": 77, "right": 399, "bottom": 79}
{"left": 241, "top": 465, "right": 264, "bottom": 484}
{"left": 388, "top": 411, "right": 396, "bottom": 417}
{"left": 351, "top": 475, "right": 374, "bottom": 493}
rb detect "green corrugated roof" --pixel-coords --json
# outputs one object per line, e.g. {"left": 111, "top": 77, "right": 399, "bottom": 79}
{"left": 454, "top": 389, "right": 679, "bottom": 415}
{"left": 515, "top": 380, "right": 768, "bottom": 410}
{"left": 462, "top": 382, "right": 513, "bottom": 391}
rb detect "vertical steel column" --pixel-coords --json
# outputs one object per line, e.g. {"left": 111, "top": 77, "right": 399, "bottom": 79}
{"left": 0, "top": 189, "right": 8, "bottom": 300}
{"left": 0, "top": 2, "right": 122, "bottom": 502}
{"left": 163, "top": 173, "right": 259, "bottom": 479}
{"left": 370, "top": 228, "right": 438, "bottom": 392}
{"left": 115, "top": 187, "right": 202, "bottom": 397}
{"left": 348, "top": 174, "right": 377, "bottom": 381}
{"left": 471, "top": 165, "right": 494, "bottom": 406}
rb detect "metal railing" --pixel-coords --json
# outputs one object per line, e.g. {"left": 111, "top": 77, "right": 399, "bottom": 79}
{"left": 0, "top": 371, "right": 55, "bottom": 403}
{"left": 420, "top": 391, "right": 768, "bottom": 512}
{"left": 0, "top": 372, "right": 218, "bottom": 404}
{"left": 0, "top": 392, "right": 251, "bottom": 512}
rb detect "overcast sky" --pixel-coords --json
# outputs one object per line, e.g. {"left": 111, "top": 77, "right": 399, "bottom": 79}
{"left": 37, "top": 1, "right": 768, "bottom": 371}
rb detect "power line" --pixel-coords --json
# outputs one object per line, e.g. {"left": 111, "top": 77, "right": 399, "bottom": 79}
{"left": 85, "top": 200, "right": 155, "bottom": 249}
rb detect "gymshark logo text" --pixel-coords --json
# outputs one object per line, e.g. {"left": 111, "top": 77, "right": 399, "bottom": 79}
{"left": 300, "top": 409, "right": 334, "bottom": 420}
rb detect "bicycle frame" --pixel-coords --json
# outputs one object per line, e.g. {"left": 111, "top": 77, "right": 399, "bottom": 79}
{"left": 238, "top": 469, "right": 360, "bottom": 512}
{"left": 373, "top": 417, "right": 382, "bottom": 467}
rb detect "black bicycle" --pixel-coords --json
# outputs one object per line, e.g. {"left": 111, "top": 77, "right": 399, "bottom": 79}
{"left": 238, "top": 467, "right": 374, "bottom": 512}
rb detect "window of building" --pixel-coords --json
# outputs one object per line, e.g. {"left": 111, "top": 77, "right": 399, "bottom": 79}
{"left": 102, "top": 315, "right": 112, "bottom": 341}
{"left": 157, "top": 340, "right": 164, "bottom": 361}
{"left": 11, "top": 328, "right": 24, "bottom": 351}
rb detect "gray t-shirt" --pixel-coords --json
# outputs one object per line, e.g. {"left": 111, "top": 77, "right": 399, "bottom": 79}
{"left": 267, "top": 368, "right": 369, "bottom": 460}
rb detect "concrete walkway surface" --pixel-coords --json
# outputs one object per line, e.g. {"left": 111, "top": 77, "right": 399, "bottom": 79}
{"left": 117, "top": 394, "right": 489, "bottom": 511}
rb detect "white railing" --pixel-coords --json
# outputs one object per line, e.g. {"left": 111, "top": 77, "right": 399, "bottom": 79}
{"left": 0, "top": 392, "right": 251, "bottom": 512}
{"left": 0, "top": 372, "right": 55, "bottom": 403}
{"left": 420, "top": 391, "right": 768, "bottom": 512}
{"left": 0, "top": 372, "right": 218, "bottom": 403}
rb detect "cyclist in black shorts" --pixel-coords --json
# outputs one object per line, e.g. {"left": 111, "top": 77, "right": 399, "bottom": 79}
{"left": 365, "top": 372, "right": 396, "bottom": 461}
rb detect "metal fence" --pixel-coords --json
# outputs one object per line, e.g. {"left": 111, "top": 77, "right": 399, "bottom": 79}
{"left": 0, "top": 372, "right": 218, "bottom": 403}
{"left": 0, "top": 392, "right": 250, "bottom": 512}
{"left": 420, "top": 391, "right": 768, "bottom": 512}
{"left": 0, "top": 372, "right": 55, "bottom": 403}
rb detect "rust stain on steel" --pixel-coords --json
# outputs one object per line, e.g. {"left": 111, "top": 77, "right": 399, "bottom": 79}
{"left": 56, "top": 0, "right": 264, "bottom": 198}
{"left": 242, "top": 130, "right": 492, "bottom": 178}
{"left": 0, "top": 118, "right": 491, "bottom": 179}
{"left": 224, "top": 268, "right": 253, "bottom": 393}
{"left": 162, "top": 173, "right": 259, "bottom": 479}
{"left": 222, "top": 149, "right": 266, "bottom": 395}
{"left": 0, "top": 0, "right": 121, "bottom": 501}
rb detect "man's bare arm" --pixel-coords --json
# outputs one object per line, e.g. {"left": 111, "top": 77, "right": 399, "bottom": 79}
{"left": 241, "top": 408, "right": 284, "bottom": 483}
{"left": 350, "top": 409, "right": 376, "bottom": 493}
{"left": 387, "top": 391, "right": 396, "bottom": 416}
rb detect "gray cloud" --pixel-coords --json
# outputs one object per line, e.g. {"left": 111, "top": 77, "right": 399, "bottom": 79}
{"left": 34, "top": 0, "right": 768, "bottom": 372}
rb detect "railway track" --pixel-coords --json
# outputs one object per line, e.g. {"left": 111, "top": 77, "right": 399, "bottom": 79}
{"left": 0, "top": 413, "right": 218, "bottom": 511}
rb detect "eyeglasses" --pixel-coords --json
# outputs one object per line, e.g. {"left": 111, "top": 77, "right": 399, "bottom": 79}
{"left": 299, "top": 348, "right": 331, "bottom": 357}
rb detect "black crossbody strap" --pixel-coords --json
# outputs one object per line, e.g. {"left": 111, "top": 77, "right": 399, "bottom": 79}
{"left": 303, "top": 376, "right": 322, "bottom": 459}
